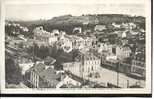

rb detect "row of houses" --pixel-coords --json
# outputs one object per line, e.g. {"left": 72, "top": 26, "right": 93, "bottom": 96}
{"left": 94, "top": 22, "right": 137, "bottom": 32}
{"left": 72, "top": 22, "right": 138, "bottom": 36}
{"left": 33, "top": 26, "right": 97, "bottom": 53}
{"left": 62, "top": 47, "right": 145, "bottom": 81}
{"left": 21, "top": 55, "right": 84, "bottom": 88}
{"left": 19, "top": 46, "right": 144, "bottom": 88}
{"left": 131, "top": 52, "right": 145, "bottom": 78}
{"left": 5, "top": 22, "right": 29, "bottom": 33}
{"left": 16, "top": 49, "right": 100, "bottom": 88}
{"left": 100, "top": 52, "right": 145, "bottom": 79}
{"left": 33, "top": 26, "right": 62, "bottom": 46}
{"left": 96, "top": 43, "right": 132, "bottom": 60}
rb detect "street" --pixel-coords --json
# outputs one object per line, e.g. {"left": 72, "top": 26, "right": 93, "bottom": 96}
{"left": 87, "top": 67, "right": 145, "bottom": 88}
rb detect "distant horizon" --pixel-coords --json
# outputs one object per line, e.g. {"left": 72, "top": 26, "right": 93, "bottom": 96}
{"left": 5, "top": 3, "right": 145, "bottom": 21}
{"left": 5, "top": 13, "right": 145, "bottom": 22}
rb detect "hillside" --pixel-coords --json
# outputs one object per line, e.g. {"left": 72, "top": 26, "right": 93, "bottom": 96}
{"left": 6, "top": 14, "right": 145, "bottom": 33}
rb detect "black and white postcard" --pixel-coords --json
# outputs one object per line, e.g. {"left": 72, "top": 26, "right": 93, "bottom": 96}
{"left": 0, "top": 0, "right": 152, "bottom": 97}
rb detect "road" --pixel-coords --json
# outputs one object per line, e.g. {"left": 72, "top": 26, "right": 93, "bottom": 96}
{"left": 87, "top": 67, "right": 145, "bottom": 88}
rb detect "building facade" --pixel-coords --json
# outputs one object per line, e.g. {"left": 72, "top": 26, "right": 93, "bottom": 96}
{"left": 131, "top": 53, "right": 145, "bottom": 78}
{"left": 27, "top": 63, "right": 61, "bottom": 88}
{"left": 63, "top": 51, "right": 101, "bottom": 79}
{"left": 33, "top": 26, "right": 59, "bottom": 46}
{"left": 116, "top": 45, "right": 132, "bottom": 60}
{"left": 63, "top": 62, "right": 82, "bottom": 77}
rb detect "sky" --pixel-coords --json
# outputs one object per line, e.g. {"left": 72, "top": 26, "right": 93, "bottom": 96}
{"left": 5, "top": 0, "right": 145, "bottom": 21}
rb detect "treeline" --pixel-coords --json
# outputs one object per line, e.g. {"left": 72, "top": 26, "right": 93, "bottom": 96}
{"left": 27, "top": 44, "right": 79, "bottom": 64}
{"left": 5, "top": 25, "right": 31, "bottom": 38}
{"left": 7, "top": 14, "right": 145, "bottom": 35}
{"left": 97, "top": 14, "right": 145, "bottom": 24}
{"left": 28, "top": 43, "right": 62, "bottom": 60}
{"left": 43, "top": 14, "right": 145, "bottom": 33}
{"left": 5, "top": 58, "right": 22, "bottom": 85}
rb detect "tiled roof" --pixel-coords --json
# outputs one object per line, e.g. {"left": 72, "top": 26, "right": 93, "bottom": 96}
{"left": 44, "top": 56, "right": 56, "bottom": 65}
{"left": 39, "top": 67, "right": 61, "bottom": 82}
{"left": 31, "top": 63, "right": 46, "bottom": 73}
{"left": 31, "top": 63, "right": 61, "bottom": 84}
{"left": 95, "top": 25, "right": 106, "bottom": 30}
{"left": 83, "top": 52, "right": 100, "bottom": 60}
{"left": 75, "top": 51, "right": 100, "bottom": 61}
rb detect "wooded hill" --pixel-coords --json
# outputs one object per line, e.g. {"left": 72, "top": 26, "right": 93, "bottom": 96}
{"left": 6, "top": 14, "right": 145, "bottom": 34}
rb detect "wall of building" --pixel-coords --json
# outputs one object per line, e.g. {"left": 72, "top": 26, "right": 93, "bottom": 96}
{"left": 116, "top": 46, "right": 131, "bottom": 60}
{"left": 30, "top": 71, "right": 39, "bottom": 88}
{"left": 131, "top": 60, "right": 145, "bottom": 78}
{"left": 63, "top": 62, "right": 82, "bottom": 77}
{"left": 83, "top": 59, "right": 101, "bottom": 78}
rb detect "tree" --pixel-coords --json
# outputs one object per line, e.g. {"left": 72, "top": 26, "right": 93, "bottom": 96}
{"left": 5, "top": 58, "right": 22, "bottom": 84}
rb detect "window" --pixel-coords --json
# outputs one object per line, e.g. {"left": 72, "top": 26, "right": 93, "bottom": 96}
{"left": 132, "top": 61, "right": 134, "bottom": 65}
{"left": 86, "top": 61, "right": 88, "bottom": 65}
{"left": 91, "top": 66, "right": 93, "bottom": 71}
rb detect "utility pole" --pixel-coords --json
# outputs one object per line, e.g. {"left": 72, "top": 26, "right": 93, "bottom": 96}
{"left": 127, "top": 80, "right": 129, "bottom": 88}
{"left": 117, "top": 60, "right": 120, "bottom": 87}
{"left": 80, "top": 53, "right": 85, "bottom": 84}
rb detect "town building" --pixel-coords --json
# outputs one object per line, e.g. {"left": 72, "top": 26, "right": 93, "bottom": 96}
{"left": 96, "top": 43, "right": 114, "bottom": 54}
{"left": 26, "top": 63, "right": 61, "bottom": 88}
{"left": 62, "top": 51, "right": 101, "bottom": 79}
{"left": 33, "top": 26, "right": 59, "bottom": 46}
{"left": 121, "top": 23, "right": 130, "bottom": 29}
{"left": 17, "top": 34, "right": 27, "bottom": 41}
{"left": 131, "top": 53, "right": 145, "bottom": 78}
{"left": 93, "top": 50, "right": 109, "bottom": 65}
{"left": 56, "top": 74, "right": 82, "bottom": 88}
{"left": 116, "top": 31, "right": 123, "bottom": 38}
{"left": 43, "top": 56, "right": 56, "bottom": 66}
{"left": 106, "top": 53, "right": 117, "bottom": 61}
{"left": 22, "top": 39, "right": 34, "bottom": 48}
{"left": 121, "top": 38, "right": 129, "bottom": 46}
{"left": 63, "top": 62, "right": 82, "bottom": 77}
{"left": 94, "top": 25, "right": 106, "bottom": 32}
{"left": 116, "top": 45, "right": 132, "bottom": 60}
{"left": 73, "top": 27, "right": 82, "bottom": 34}
{"left": 102, "top": 58, "right": 119, "bottom": 70}
{"left": 121, "top": 22, "right": 136, "bottom": 30}
{"left": 17, "top": 56, "right": 34, "bottom": 75}
{"left": 52, "top": 29, "right": 60, "bottom": 35}
{"left": 112, "top": 22, "right": 121, "bottom": 28}
{"left": 60, "top": 34, "right": 95, "bottom": 52}
{"left": 61, "top": 35, "right": 83, "bottom": 52}
{"left": 128, "top": 22, "right": 137, "bottom": 30}
{"left": 97, "top": 33, "right": 109, "bottom": 43}
{"left": 121, "top": 31, "right": 132, "bottom": 39}
{"left": 25, "top": 61, "right": 84, "bottom": 88}
{"left": 79, "top": 35, "right": 96, "bottom": 48}
{"left": 22, "top": 27, "right": 29, "bottom": 32}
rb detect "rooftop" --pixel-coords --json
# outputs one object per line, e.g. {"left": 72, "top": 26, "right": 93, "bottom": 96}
{"left": 95, "top": 25, "right": 106, "bottom": 30}
{"left": 30, "top": 63, "right": 61, "bottom": 84}
{"left": 39, "top": 67, "right": 61, "bottom": 82}
{"left": 44, "top": 56, "right": 56, "bottom": 65}
{"left": 76, "top": 51, "right": 100, "bottom": 61}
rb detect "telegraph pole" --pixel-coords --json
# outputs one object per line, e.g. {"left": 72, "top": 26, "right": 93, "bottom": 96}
{"left": 127, "top": 80, "right": 129, "bottom": 88}
{"left": 117, "top": 60, "right": 119, "bottom": 87}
